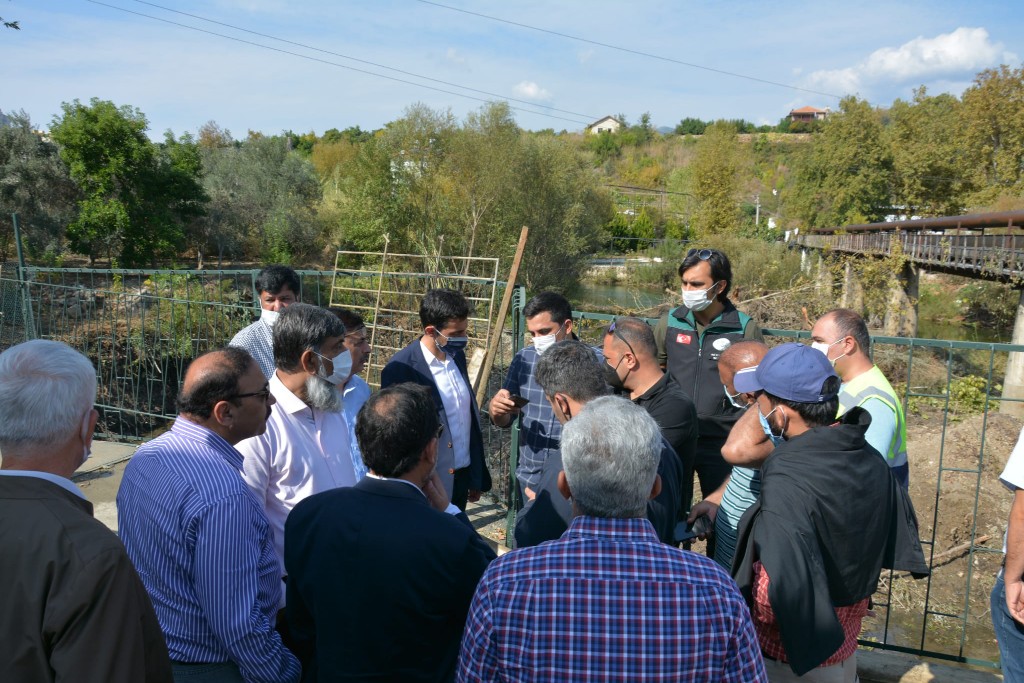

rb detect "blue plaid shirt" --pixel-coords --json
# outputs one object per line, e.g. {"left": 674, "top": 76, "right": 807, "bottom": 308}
{"left": 457, "top": 516, "right": 767, "bottom": 683}
{"left": 502, "top": 346, "right": 561, "bottom": 490}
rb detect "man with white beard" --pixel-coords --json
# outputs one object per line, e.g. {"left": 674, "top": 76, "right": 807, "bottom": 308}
{"left": 237, "top": 303, "right": 358, "bottom": 585}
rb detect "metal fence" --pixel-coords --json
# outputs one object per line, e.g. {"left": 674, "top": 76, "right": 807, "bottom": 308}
{"left": 1, "top": 266, "right": 1021, "bottom": 670}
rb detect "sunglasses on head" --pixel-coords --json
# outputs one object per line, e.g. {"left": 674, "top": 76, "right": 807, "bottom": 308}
{"left": 686, "top": 248, "right": 715, "bottom": 260}
{"left": 607, "top": 320, "right": 636, "bottom": 358}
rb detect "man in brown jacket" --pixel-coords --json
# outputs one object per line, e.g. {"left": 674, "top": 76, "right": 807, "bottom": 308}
{"left": 0, "top": 340, "right": 172, "bottom": 683}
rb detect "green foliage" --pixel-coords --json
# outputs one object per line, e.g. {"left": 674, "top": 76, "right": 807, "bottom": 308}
{"left": 675, "top": 117, "right": 707, "bottom": 135}
{"left": 958, "top": 280, "right": 1017, "bottom": 329}
{"left": 959, "top": 65, "right": 1024, "bottom": 207}
{"left": 49, "top": 98, "right": 207, "bottom": 266}
{"left": 948, "top": 375, "right": 997, "bottom": 414}
{"left": 586, "top": 130, "right": 622, "bottom": 163}
{"left": 688, "top": 121, "right": 746, "bottom": 236}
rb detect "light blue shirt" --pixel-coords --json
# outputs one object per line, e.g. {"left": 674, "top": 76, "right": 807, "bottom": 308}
{"left": 343, "top": 374, "right": 372, "bottom": 481}
{"left": 0, "top": 470, "right": 85, "bottom": 500}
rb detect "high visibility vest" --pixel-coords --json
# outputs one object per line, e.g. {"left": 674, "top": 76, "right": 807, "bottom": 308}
{"left": 837, "top": 365, "right": 908, "bottom": 473}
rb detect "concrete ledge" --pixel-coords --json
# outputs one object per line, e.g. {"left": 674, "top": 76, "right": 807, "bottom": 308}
{"left": 73, "top": 440, "right": 137, "bottom": 478}
{"left": 859, "top": 649, "right": 1002, "bottom": 683}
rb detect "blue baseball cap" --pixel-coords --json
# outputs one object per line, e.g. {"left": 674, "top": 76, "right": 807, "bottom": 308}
{"left": 733, "top": 342, "right": 839, "bottom": 403}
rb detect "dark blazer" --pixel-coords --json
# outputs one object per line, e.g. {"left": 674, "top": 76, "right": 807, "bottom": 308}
{"left": 381, "top": 339, "right": 492, "bottom": 497}
{"left": 284, "top": 477, "right": 496, "bottom": 683}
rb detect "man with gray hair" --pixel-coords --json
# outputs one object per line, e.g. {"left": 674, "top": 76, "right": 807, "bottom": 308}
{"left": 0, "top": 340, "right": 172, "bottom": 683}
{"left": 237, "top": 303, "right": 359, "bottom": 576}
{"left": 458, "top": 396, "right": 766, "bottom": 682}
{"left": 514, "top": 339, "right": 682, "bottom": 547}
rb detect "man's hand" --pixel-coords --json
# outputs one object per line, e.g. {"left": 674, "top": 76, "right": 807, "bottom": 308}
{"left": 1007, "top": 578, "right": 1024, "bottom": 624}
{"left": 687, "top": 499, "right": 719, "bottom": 532}
{"left": 422, "top": 470, "right": 450, "bottom": 512}
{"left": 488, "top": 389, "right": 520, "bottom": 427}
{"left": 523, "top": 486, "right": 536, "bottom": 502}
{"left": 467, "top": 489, "right": 483, "bottom": 504}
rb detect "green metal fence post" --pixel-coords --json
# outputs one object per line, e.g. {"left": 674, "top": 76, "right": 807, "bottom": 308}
{"left": 504, "top": 284, "right": 527, "bottom": 543}
{"left": 11, "top": 213, "right": 36, "bottom": 340}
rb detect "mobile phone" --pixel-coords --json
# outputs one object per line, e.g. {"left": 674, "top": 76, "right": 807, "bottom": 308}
{"left": 509, "top": 394, "right": 530, "bottom": 409}
{"left": 674, "top": 514, "right": 713, "bottom": 543}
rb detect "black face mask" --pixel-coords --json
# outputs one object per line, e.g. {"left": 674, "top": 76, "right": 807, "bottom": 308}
{"left": 604, "top": 358, "right": 626, "bottom": 392}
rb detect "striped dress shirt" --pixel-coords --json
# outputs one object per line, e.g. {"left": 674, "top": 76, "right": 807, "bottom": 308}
{"left": 117, "top": 417, "right": 300, "bottom": 683}
{"left": 457, "top": 516, "right": 767, "bottom": 683}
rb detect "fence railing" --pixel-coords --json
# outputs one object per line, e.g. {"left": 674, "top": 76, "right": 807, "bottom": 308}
{"left": 1, "top": 266, "right": 1020, "bottom": 670}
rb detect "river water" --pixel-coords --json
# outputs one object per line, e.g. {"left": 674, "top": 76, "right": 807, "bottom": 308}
{"left": 575, "top": 282, "right": 1011, "bottom": 343}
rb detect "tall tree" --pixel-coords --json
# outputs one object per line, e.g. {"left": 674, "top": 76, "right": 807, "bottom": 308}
{"left": 786, "top": 96, "right": 892, "bottom": 228}
{"left": 959, "top": 65, "right": 1024, "bottom": 207}
{"left": 887, "top": 87, "right": 969, "bottom": 216}
{"left": 688, "top": 121, "right": 745, "bottom": 236}
{"left": 50, "top": 98, "right": 206, "bottom": 265}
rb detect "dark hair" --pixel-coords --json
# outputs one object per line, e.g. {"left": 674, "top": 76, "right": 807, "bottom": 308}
{"left": 356, "top": 383, "right": 439, "bottom": 478}
{"left": 273, "top": 304, "right": 346, "bottom": 372}
{"left": 255, "top": 265, "right": 301, "bottom": 298}
{"left": 828, "top": 308, "right": 872, "bottom": 359}
{"left": 766, "top": 375, "right": 841, "bottom": 428}
{"left": 524, "top": 292, "right": 572, "bottom": 325}
{"left": 419, "top": 289, "right": 471, "bottom": 330}
{"left": 534, "top": 340, "right": 609, "bottom": 402}
{"left": 678, "top": 249, "right": 733, "bottom": 299}
{"left": 177, "top": 347, "right": 253, "bottom": 418}
{"left": 604, "top": 317, "right": 657, "bottom": 359}
{"left": 329, "top": 307, "right": 365, "bottom": 332}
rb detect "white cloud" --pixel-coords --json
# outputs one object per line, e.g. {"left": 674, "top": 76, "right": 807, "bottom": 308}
{"left": 803, "top": 27, "right": 1018, "bottom": 95}
{"left": 445, "top": 47, "right": 467, "bottom": 65}
{"left": 513, "top": 81, "right": 551, "bottom": 100}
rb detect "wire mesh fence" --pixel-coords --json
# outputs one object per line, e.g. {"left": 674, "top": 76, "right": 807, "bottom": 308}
{"left": 1, "top": 267, "right": 1022, "bottom": 668}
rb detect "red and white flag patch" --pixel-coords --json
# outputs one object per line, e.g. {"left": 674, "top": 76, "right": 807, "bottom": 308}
{"left": 676, "top": 333, "right": 692, "bottom": 345}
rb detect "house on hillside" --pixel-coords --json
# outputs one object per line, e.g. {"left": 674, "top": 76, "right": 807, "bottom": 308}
{"left": 587, "top": 115, "right": 623, "bottom": 135}
{"left": 788, "top": 106, "right": 830, "bottom": 123}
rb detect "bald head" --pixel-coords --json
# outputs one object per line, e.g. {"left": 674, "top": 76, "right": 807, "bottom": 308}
{"left": 720, "top": 340, "right": 769, "bottom": 374}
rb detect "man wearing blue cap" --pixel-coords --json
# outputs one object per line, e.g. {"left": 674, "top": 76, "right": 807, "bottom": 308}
{"left": 731, "top": 343, "right": 927, "bottom": 681}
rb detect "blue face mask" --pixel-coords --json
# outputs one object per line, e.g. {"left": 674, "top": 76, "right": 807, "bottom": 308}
{"left": 723, "top": 385, "right": 747, "bottom": 410}
{"left": 436, "top": 331, "right": 469, "bottom": 353}
{"left": 758, "top": 406, "right": 785, "bottom": 446}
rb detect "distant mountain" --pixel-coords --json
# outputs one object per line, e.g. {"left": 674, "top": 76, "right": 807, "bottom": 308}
{"left": 656, "top": 125, "right": 674, "bottom": 135}
{"left": 0, "top": 109, "right": 11, "bottom": 127}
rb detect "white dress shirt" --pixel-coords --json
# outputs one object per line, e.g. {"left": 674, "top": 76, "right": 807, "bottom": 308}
{"left": 237, "top": 373, "right": 356, "bottom": 570}
{"left": 365, "top": 472, "right": 462, "bottom": 515}
{"left": 419, "top": 340, "right": 472, "bottom": 470}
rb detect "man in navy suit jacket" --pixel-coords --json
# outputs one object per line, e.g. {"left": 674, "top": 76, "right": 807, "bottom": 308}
{"left": 381, "top": 289, "right": 492, "bottom": 510}
{"left": 284, "top": 383, "right": 496, "bottom": 682}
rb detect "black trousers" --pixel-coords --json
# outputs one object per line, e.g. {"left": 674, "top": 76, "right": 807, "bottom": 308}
{"left": 451, "top": 467, "right": 471, "bottom": 511}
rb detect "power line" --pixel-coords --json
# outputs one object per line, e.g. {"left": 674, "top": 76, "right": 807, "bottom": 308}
{"left": 127, "top": 0, "right": 602, "bottom": 123}
{"left": 85, "top": 0, "right": 594, "bottom": 127}
{"left": 414, "top": 0, "right": 844, "bottom": 101}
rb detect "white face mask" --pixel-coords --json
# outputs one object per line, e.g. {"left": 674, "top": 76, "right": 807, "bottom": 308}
{"left": 532, "top": 321, "right": 566, "bottom": 356}
{"left": 261, "top": 308, "right": 280, "bottom": 328}
{"left": 811, "top": 339, "right": 846, "bottom": 367}
{"left": 314, "top": 349, "right": 353, "bottom": 386}
{"left": 681, "top": 281, "right": 720, "bottom": 312}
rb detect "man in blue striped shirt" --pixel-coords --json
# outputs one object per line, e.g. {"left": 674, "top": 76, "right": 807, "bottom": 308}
{"left": 118, "top": 347, "right": 301, "bottom": 683}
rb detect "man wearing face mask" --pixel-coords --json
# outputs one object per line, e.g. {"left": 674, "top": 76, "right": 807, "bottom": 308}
{"left": 237, "top": 303, "right": 359, "bottom": 583}
{"left": 231, "top": 265, "right": 302, "bottom": 379}
{"left": 654, "top": 248, "right": 763, "bottom": 516}
{"left": 329, "top": 307, "right": 374, "bottom": 481}
{"left": 381, "top": 288, "right": 492, "bottom": 511}
{"left": 731, "top": 343, "right": 927, "bottom": 679}
{"left": 810, "top": 308, "right": 909, "bottom": 489}
{"left": 488, "top": 292, "right": 576, "bottom": 505}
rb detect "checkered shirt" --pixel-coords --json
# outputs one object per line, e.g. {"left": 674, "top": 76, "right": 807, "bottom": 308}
{"left": 752, "top": 561, "right": 868, "bottom": 666}
{"left": 230, "top": 318, "right": 275, "bottom": 379}
{"left": 501, "top": 346, "right": 561, "bottom": 490}
{"left": 457, "top": 516, "right": 767, "bottom": 683}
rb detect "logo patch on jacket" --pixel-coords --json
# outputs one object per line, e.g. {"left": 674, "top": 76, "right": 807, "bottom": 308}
{"left": 676, "top": 333, "right": 692, "bottom": 345}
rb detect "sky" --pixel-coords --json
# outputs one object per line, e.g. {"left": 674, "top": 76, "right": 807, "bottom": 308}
{"left": 2, "top": 0, "right": 1022, "bottom": 139}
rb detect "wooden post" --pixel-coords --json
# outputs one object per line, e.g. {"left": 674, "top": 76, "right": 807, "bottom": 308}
{"left": 474, "top": 226, "right": 529, "bottom": 406}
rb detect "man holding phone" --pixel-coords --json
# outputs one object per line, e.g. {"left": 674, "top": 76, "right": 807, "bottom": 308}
{"left": 489, "top": 292, "right": 576, "bottom": 505}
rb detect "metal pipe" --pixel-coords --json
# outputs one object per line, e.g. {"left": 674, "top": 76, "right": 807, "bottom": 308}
{"left": 811, "top": 210, "right": 1024, "bottom": 234}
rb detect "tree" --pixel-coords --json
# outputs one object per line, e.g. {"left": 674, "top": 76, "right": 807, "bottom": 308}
{"left": 688, "top": 121, "right": 746, "bottom": 236}
{"left": 198, "top": 120, "right": 233, "bottom": 149}
{"left": 959, "top": 65, "right": 1024, "bottom": 207}
{"left": 0, "top": 111, "right": 79, "bottom": 261}
{"left": 49, "top": 98, "right": 207, "bottom": 265}
{"left": 675, "top": 117, "right": 707, "bottom": 135}
{"left": 887, "top": 87, "right": 968, "bottom": 216}
{"left": 786, "top": 96, "right": 892, "bottom": 228}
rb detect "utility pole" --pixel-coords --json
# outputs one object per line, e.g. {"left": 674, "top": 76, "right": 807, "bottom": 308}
{"left": 754, "top": 194, "right": 761, "bottom": 227}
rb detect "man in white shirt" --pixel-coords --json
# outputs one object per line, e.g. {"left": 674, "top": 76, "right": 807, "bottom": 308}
{"left": 380, "top": 288, "right": 491, "bottom": 510}
{"left": 329, "top": 307, "right": 374, "bottom": 481}
{"left": 230, "top": 265, "right": 301, "bottom": 379}
{"left": 237, "top": 303, "right": 358, "bottom": 573}
{"left": 993, "top": 426, "right": 1024, "bottom": 681}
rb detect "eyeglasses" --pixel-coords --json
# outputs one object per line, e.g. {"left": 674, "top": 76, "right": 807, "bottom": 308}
{"left": 435, "top": 423, "right": 445, "bottom": 439}
{"left": 233, "top": 387, "right": 271, "bottom": 402}
{"left": 607, "top": 320, "right": 636, "bottom": 358}
{"left": 686, "top": 248, "right": 715, "bottom": 260}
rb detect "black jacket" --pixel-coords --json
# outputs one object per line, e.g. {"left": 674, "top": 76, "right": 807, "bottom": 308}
{"left": 732, "top": 407, "right": 928, "bottom": 676}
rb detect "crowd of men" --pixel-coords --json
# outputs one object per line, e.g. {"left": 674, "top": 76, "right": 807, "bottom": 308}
{"left": 19, "top": 248, "right": 1024, "bottom": 682}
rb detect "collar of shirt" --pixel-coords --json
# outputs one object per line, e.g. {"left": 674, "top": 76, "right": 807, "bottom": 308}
{"left": 0, "top": 469, "right": 86, "bottom": 500}
{"left": 564, "top": 515, "right": 661, "bottom": 543}
{"left": 419, "top": 337, "right": 449, "bottom": 367}
{"left": 171, "top": 416, "right": 245, "bottom": 471}
{"left": 270, "top": 372, "right": 318, "bottom": 417}
{"left": 633, "top": 372, "right": 670, "bottom": 404}
{"left": 365, "top": 472, "right": 462, "bottom": 515}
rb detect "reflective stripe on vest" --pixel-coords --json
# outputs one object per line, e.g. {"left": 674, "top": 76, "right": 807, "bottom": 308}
{"left": 837, "top": 366, "right": 908, "bottom": 469}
